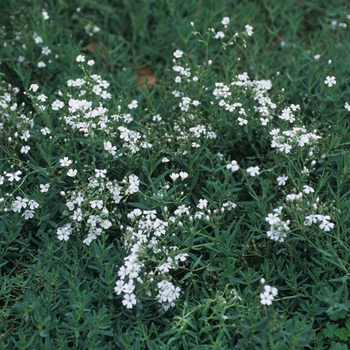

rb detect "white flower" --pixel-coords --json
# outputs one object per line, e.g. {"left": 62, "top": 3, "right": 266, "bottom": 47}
{"left": 173, "top": 50, "right": 183, "bottom": 58}
{"left": 221, "top": 17, "right": 230, "bottom": 26}
{"left": 42, "top": 11, "right": 49, "bottom": 20}
{"left": 41, "top": 46, "right": 51, "bottom": 55}
{"left": 51, "top": 100, "right": 64, "bottom": 110}
{"left": 214, "top": 31, "right": 225, "bottom": 39}
{"left": 95, "top": 169, "right": 107, "bottom": 178}
{"left": 67, "top": 169, "right": 77, "bottom": 177}
{"left": 57, "top": 224, "right": 72, "bottom": 241}
{"left": 122, "top": 293, "right": 137, "bottom": 309}
{"left": 76, "top": 55, "right": 85, "bottom": 62}
{"left": 222, "top": 201, "right": 236, "bottom": 211}
{"left": 303, "top": 185, "right": 315, "bottom": 194}
{"left": 22, "top": 210, "right": 35, "bottom": 219}
{"left": 265, "top": 213, "right": 280, "bottom": 225}
{"left": 277, "top": 174, "right": 288, "bottom": 186}
{"left": 319, "top": 220, "right": 334, "bottom": 232}
{"left": 245, "top": 24, "right": 253, "bottom": 36}
{"left": 29, "top": 84, "right": 39, "bottom": 92}
{"left": 127, "top": 100, "right": 138, "bottom": 109}
{"left": 197, "top": 199, "right": 208, "bottom": 210}
{"left": 37, "top": 61, "right": 46, "bottom": 68}
{"left": 114, "top": 280, "right": 124, "bottom": 295}
{"left": 324, "top": 76, "right": 336, "bottom": 87}
{"left": 170, "top": 173, "right": 179, "bottom": 181}
{"left": 90, "top": 200, "right": 103, "bottom": 209}
{"left": 41, "top": 127, "right": 51, "bottom": 135}
{"left": 6, "top": 171, "right": 22, "bottom": 182}
{"left": 246, "top": 166, "right": 260, "bottom": 177}
{"left": 87, "top": 59, "right": 95, "bottom": 66}
{"left": 260, "top": 291, "right": 274, "bottom": 305}
{"left": 123, "top": 280, "right": 135, "bottom": 294}
{"left": 345, "top": 102, "right": 350, "bottom": 112}
{"left": 20, "top": 146, "right": 30, "bottom": 154}
{"left": 227, "top": 160, "right": 239, "bottom": 172}
{"left": 179, "top": 172, "right": 188, "bottom": 180}
{"left": 60, "top": 157, "right": 72, "bottom": 167}
{"left": 12, "top": 196, "right": 28, "bottom": 213}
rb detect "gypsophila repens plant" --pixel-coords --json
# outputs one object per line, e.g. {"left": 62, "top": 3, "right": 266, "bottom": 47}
{"left": 2, "top": 3, "right": 350, "bottom": 348}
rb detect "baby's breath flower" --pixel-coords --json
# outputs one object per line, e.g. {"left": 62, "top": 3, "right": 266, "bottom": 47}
{"left": 67, "top": 169, "right": 77, "bottom": 177}
{"left": 76, "top": 55, "right": 85, "bottom": 62}
{"left": 173, "top": 50, "right": 183, "bottom": 58}
{"left": 246, "top": 166, "right": 260, "bottom": 177}
{"left": 60, "top": 157, "right": 72, "bottom": 167}
{"left": 29, "top": 84, "right": 39, "bottom": 92}
{"left": 40, "top": 184, "right": 50, "bottom": 193}
{"left": 127, "top": 100, "right": 138, "bottom": 109}
{"left": 227, "top": 160, "right": 239, "bottom": 172}
{"left": 324, "top": 76, "right": 336, "bottom": 87}
{"left": 277, "top": 174, "right": 288, "bottom": 186}
{"left": 221, "top": 17, "right": 230, "bottom": 27}
{"left": 245, "top": 24, "right": 253, "bottom": 36}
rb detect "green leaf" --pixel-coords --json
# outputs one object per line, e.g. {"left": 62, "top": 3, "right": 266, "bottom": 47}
{"left": 323, "top": 324, "right": 337, "bottom": 339}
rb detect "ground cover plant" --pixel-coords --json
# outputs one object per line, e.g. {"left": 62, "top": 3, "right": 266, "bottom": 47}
{"left": 1, "top": 0, "right": 350, "bottom": 349}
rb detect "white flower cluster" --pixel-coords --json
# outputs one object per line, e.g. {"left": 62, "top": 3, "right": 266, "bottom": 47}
{"left": 260, "top": 279, "right": 278, "bottom": 306}
{"left": 115, "top": 209, "right": 188, "bottom": 311}
{"left": 215, "top": 73, "right": 276, "bottom": 126}
{"left": 304, "top": 214, "right": 334, "bottom": 232}
{"left": 57, "top": 171, "right": 140, "bottom": 244}
{"left": 265, "top": 206, "right": 290, "bottom": 242}
{"left": 11, "top": 196, "right": 39, "bottom": 220}
{"left": 270, "top": 126, "right": 321, "bottom": 154}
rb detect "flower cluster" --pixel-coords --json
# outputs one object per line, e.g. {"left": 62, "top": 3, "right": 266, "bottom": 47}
{"left": 265, "top": 207, "right": 290, "bottom": 242}
{"left": 115, "top": 208, "right": 188, "bottom": 311}
{"left": 57, "top": 171, "right": 140, "bottom": 244}
{"left": 260, "top": 279, "right": 278, "bottom": 306}
{"left": 270, "top": 126, "right": 321, "bottom": 155}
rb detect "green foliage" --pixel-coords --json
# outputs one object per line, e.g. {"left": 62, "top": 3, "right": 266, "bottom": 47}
{"left": 1, "top": 0, "right": 350, "bottom": 349}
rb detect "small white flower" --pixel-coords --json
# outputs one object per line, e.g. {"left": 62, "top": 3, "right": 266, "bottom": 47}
{"left": 60, "top": 157, "right": 72, "bottom": 167}
{"left": 345, "top": 102, "right": 350, "bottom": 112}
{"left": 51, "top": 100, "right": 64, "bottom": 110}
{"left": 29, "top": 84, "right": 39, "bottom": 92}
{"left": 122, "top": 293, "right": 137, "bottom": 309}
{"left": 246, "top": 166, "right": 260, "bottom": 177}
{"left": 214, "top": 31, "right": 225, "bottom": 39}
{"left": 197, "top": 199, "right": 208, "bottom": 210}
{"left": 245, "top": 24, "right": 253, "bottom": 36}
{"left": 37, "top": 61, "right": 46, "bottom": 68}
{"left": 6, "top": 171, "right": 22, "bottom": 182}
{"left": 170, "top": 173, "right": 179, "bottom": 181}
{"left": 260, "top": 291, "right": 274, "bottom": 305}
{"left": 277, "top": 174, "right": 288, "bottom": 186}
{"left": 20, "top": 146, "right": 30, "bottom": 154}
{"left": 173, "top": 50, "right": 183, "bottom": 58}
{"left": 40, "top": 183, "right": 50, "bottom": 193}
{"left": 37, "top": 94, "right": 48, "bottom": 102}
{"left": 179, "top": 172, "right": 188, "bottom": 180}
{"left": 303, "top": 185, "right": 315, "bottom": 194}
{"left": 87, "top": 59, "right": 95, "bottom": 66}
{"left": 67, "top": 169, "right": 77, "bottom": 177}
{"left": 76, "top": 55, "right": 85, "bottom": 62}
{"left": 227, "top": 160, "right": 239, "bottom": 172}
{"left": 324, "top": 76, "right": 336, "bottom": 87}
{"left": 127, "top": 100, "right": 138, "bottom": 109}
{"left": 221, "top": 17, "right": 230, "bottom": 27}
